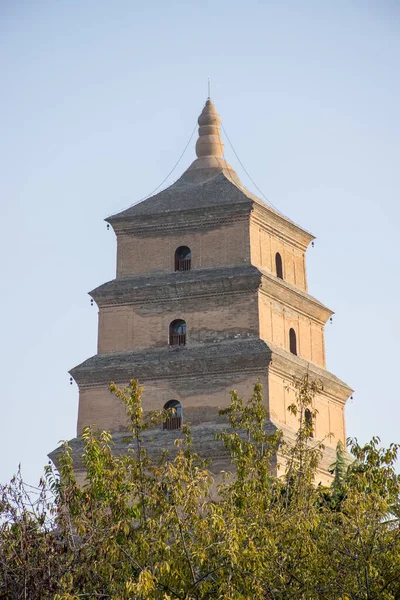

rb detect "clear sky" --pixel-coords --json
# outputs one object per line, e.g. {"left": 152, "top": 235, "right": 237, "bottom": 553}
{"left": 1, "top": 0, "right": 399, "bottom": 484}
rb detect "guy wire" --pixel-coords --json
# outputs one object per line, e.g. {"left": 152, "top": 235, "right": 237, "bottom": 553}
{"left": 140, "top": 123, "right": 197, "bottom": 201}
{"left": 221, "top": 122, "right": 282, "bottom": 213}
{"left": 114, "top": 123, "right": 198, "bottom": 213}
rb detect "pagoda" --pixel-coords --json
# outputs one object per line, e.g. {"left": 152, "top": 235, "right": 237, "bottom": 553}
{"left": 50, "top": 99, "right": 352, "bottom": 484}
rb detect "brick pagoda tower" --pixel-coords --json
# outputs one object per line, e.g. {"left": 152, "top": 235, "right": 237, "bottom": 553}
{"left": 50, "top": 99, "right": 352, "bottom": 484}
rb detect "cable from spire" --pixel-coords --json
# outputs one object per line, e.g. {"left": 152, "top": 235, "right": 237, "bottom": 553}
{"left": 112, "top": 123, "right": 197, "bottom": 214}
{"left": 139, "top": 123, "right": 197, "bottom": 200}
{"left": 220, "top": 122, "right": 282, "bottom": 213}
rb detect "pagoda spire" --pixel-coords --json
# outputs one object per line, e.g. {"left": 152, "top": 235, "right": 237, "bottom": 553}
{"left": 181, "top": 99, "right": 240, "bottom": 185}
{"left": 195, "top": 99, "right": 225, "bottom": 159}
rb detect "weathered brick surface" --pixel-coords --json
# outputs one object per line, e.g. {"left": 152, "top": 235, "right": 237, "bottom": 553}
{"left": 250, "top": 220, "right": 307, "bottom": 290}
{"left": 258, "top": 293, "right": 326, "bottom": 368}
{"left": 117, "top": 219, "right": 251, "bottom": 277}
{"left": 97, "top": 289, "right": 259, "bottom": 353}
{"left": 58, "top": 167, "right": 351, "bottom": 485}
{"left": 71, "top": 337, "right": 350, "bottom": 453}
{"left": 51, "top": 409, "right": 341, "bottom": 488}
{"left": 77, "top": 370, "right": 267, "bottom": 435}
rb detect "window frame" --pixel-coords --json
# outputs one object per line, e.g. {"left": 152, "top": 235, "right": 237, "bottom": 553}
{"left": 174, "top": 246, "right": 192, "bottom": 272}
{"left": 169, "top": 319, "right": 187, "bottom": 346}
{"left": 163, "top": 399, "right": 182, "bottom": 430}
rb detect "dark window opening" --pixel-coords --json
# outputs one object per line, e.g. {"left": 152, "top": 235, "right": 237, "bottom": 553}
{"left": 169, "top": 319, "right": 186, "bottom": 346}
{"left": 305, "top": 408, "right": 313, "bottom": 438}
{"left": 175, "top": 246, "right": 191, "bottom": 272}
{"left": 163, "top": 399, "right": 182, "bottom": 430}
{"left": 289, "top": 328, "right": 297, "bottom": 355}
{"left": 275, "top": 252, "right": 283, "bottom": 279}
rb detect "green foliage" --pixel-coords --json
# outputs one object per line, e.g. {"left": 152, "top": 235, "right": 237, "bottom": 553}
{"left": 1, "top": 377, "right": 400, "bottom": 599}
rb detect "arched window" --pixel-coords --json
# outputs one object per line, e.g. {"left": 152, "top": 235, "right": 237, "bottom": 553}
{"left": 289, "top": 328, "right": 297, "bottom": 355}
{"left": 163, "top": 399, "right": 182, "bottom": 430}
{"left": 175, "top": 246, "right": 191, "bottom": 271}
{"left": 304, "top": 408, "right": 313, "bottom": 438}
{"left": 275, "top": 252, "right": 283, "bottom": 279}
{"left": 169, "top": 319, "right": 186, "bottom": 346}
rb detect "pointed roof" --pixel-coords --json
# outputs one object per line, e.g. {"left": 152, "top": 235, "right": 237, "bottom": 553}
{"left": 106, "top": 99, "right": 313, "bottom": 242}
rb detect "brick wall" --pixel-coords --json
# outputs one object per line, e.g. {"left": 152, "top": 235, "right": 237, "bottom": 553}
{"left": 77, "top": 371, "right": 269, "bottom": 434}
{"left": 116, "top": 220, "right": 251, "bottom": 277}
{"left": 258, "top": 292, "right": 326, "bottom": 368}
{"left": 249, "top": 219, "right": 307, "bottom": 290}
{"left": 76, "top": 365, "right": 345, "bottom": 451}
{"left": 268, "top": 369, "right": 345, "bottom": 448}
{"left": 97, "top": 291, "right": 259, "bottom": 353}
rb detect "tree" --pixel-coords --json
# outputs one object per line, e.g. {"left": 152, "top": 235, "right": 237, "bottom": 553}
{"left": 1, "top": 376, "right": 399, "bottom": 599}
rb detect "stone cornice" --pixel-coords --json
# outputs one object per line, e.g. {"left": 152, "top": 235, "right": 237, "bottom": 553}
{"left": 49, "top": 423, "right": 340, "bottom": 479}
{"left": 251, "top": 204, "right": 314, "bottom": 251}
{"left": 106, "top": 173, "right": 313, "bottom": 249}
{"left": 90, "top": 266, "right": 261, "bottom": 308}
{"left": 90, "top": 266, "right": 330, "bottom": 317}
{"left": 70, "top": 339, "right": 272, "bottom": 387}
{"left": 69, "top": 338, "right": 352, "bottom": 407}
{"left": 268, "top": 344, "right": 353, "bottom": 405}
{"left": 259, "top": 270, "right": 333, "bottom": 325}
{"left": 110, "top": 204, "right": 251, "bottom": 236}
{"left": 74, "top": 364, "right": 267, "bottom": 389}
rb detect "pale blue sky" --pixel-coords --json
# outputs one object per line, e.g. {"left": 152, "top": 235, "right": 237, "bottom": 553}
{"left": 1, "top": 0, "right": 399, "bottom": 484}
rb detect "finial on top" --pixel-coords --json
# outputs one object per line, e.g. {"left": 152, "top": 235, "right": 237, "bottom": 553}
{"left": 195, "top": 98, "right": 224, "bottom": 158}
{"left": 181, "top": 97, "right": 240, "bottom": 185}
